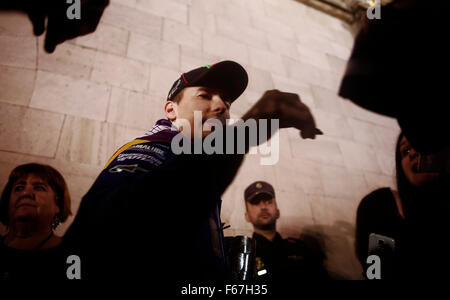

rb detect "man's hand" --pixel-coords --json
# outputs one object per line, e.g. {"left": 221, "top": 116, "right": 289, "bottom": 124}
{"left": 43, "top": 0, "right": 110, "bottom": 53}
{"left": 242, "top": 90, "right": 323, "bottom": 139}
{"left": 1, "top": 0, "right": 109, "bottom": 53}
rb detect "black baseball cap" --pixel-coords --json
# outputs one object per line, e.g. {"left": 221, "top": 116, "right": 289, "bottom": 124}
{"left": 167, "top": 60, "right": 248, "bottom": 102}
{"left": 244, "top": 181, "right": 275, "bottom": 204}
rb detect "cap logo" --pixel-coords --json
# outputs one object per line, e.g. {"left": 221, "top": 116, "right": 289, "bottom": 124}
{"left": 256, "top": 183, "right": 262, "bottom": 189}
{"left": 204, "top": 63, "right": 218, "bottom": 69}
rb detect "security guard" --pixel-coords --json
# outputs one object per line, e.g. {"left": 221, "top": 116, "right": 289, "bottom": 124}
{"left": 244, "top": 181, "right": 329, "bottom": 282}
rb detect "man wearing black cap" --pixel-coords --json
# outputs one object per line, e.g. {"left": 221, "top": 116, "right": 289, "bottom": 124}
{"left": 64, "top": 61, "right": 321, "bottom": 283}
{"left": 244, "top": 181, "right": 329, "bottom": 283}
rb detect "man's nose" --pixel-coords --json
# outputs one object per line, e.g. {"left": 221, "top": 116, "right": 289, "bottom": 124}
{"left": 211, "top": 95, "right": 227, "bottom": 114}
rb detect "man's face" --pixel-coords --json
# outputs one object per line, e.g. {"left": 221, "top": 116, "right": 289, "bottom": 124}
{"left": 399, "top": 136, "right": 439, "bottom": 187}
{"left": 245, "top": 194, "right": 280, "bottom": 230}
{"left": 166, "top": 86, "right": 231, "bottom": 137}
{"left": 8, "top": 174, "right": 59, "bottom": 226}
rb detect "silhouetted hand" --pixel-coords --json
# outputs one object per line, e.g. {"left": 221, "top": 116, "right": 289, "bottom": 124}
{"left": 243, "top": 89, "right": 323, "bottom": 139}
{"left": 1, "top": 0, "right": 109, "bottom": 53}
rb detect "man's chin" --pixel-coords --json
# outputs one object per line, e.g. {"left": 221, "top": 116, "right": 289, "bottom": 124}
{"left": 255, "top": 222, "right": 276, "bottom": 231}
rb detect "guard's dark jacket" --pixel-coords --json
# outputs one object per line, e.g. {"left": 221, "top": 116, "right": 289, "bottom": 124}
{"left": 252, "top": 232, "right": 329, "bottom": 283}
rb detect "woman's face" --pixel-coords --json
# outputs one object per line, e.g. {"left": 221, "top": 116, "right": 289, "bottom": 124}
{"left": 399, "top": 136, "right": 439, "bottom": 187}
{"left": 8, "top": 174, "right": 59, "bottom": 227}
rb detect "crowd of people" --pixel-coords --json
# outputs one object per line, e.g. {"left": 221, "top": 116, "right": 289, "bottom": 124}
{"left": 1, "top": 59, "right": 448, "bottom": 284}
{"left": 1, "top": 0, "right": 448, "bottom": 286}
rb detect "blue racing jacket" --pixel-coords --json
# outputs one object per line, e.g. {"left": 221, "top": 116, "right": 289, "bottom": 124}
{"left": 65, "top": 119, "right": 228, "bottom": 281}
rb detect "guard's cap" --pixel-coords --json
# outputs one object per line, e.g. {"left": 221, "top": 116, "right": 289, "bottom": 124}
{"left": 244, "top": 181, "right": 275, "bottom": 204}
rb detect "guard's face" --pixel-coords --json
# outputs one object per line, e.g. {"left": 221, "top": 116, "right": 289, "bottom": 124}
{"left": 166, "top": 86, "right": 231, "bottom": 137}
{"left": 399, "top": 136, "right": 439, "bottom": 187}
{"left": 245, "top": 194, "right": 280, "bottom": 229}
{"left": 8, "top": 174, "right": 59, "bottom": 227}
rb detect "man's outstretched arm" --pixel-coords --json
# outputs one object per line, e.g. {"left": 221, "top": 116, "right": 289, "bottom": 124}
{"left": 213, "top": 89, "right": 323, "bottom": 197}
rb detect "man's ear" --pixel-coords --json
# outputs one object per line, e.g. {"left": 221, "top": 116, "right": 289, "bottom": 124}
{"left": 245, "top": 211, "right": 251, "bottom": 223}
{"left": 275, "top": 208, "right": 280, "bottom": 220}
{"left": 165, "top": 101, "right": 177, "bottom": 122}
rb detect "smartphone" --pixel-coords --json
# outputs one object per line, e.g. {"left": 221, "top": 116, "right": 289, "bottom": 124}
{"left": 368, "top": 233, "right": 395, "bottom": 256}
